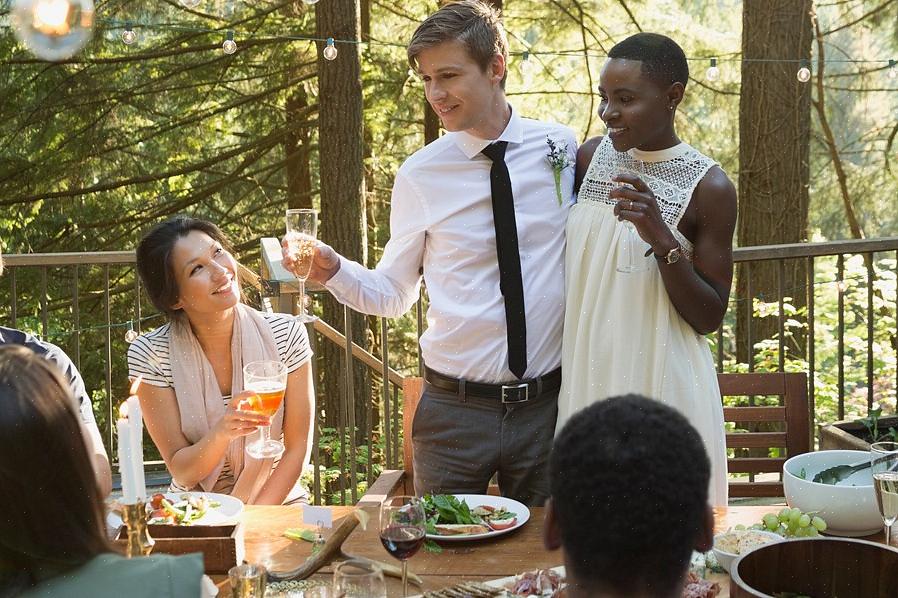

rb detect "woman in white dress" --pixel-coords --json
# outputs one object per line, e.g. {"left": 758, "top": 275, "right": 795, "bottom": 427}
{"left": 558, "top": 33, "right": 737, "bottom": 506}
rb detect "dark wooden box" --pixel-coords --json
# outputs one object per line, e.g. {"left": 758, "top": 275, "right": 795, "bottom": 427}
{"left": 115, "top": 523, "right": 244, "bottom": 574}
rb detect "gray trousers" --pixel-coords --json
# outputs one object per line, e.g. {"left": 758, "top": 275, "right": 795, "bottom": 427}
{"left": 411, "top": 382, "right": 559, "bottom": 506}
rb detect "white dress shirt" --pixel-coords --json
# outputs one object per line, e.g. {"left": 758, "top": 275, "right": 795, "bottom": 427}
{"left": 326, "top": 107, "right": 576, "bottom": 383}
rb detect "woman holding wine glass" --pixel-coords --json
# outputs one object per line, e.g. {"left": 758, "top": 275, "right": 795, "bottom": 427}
{"left": 557, "top": 33, "right": 737, "bottom": 508}
{"left": 127, "top": 217, "right": 314, "bottom": 505}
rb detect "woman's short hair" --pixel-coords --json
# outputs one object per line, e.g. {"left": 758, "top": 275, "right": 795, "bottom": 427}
{"left": 136, "top": 216, "right": 238, "bottom": 321}
{"left": 0, "top": 345, "right": 111, "bottom": 588}
{"left": 608, "top": 32, "right": 689, "bottom": 88}
{"left": 407, "top": 0, "right": 509, "bottom": 88}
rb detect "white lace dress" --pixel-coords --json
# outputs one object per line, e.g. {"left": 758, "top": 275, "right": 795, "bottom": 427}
{"left": 558, "top": 137, "right": 728, "bottom": 506}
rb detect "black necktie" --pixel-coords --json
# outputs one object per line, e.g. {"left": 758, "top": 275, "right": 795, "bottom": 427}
{"left": 481, "top": 141, "right": 527, "bottom": 379}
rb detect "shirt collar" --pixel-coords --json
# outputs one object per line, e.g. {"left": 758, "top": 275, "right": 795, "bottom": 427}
{"left": 452, "top": 104, "right": 524, "bottom": 159}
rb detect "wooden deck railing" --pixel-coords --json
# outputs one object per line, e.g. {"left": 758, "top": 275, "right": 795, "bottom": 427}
{"left": 2, "top": 236, "right": 896, "bottom": 503}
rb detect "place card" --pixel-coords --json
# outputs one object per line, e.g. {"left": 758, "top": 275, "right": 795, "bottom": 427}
{"left": 302, "top": 505, "right": 332, "bottom": 528}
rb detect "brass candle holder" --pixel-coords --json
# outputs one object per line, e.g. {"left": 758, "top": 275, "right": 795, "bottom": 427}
{"left": 121, "top": 500, "right": 155, "bottom": 557}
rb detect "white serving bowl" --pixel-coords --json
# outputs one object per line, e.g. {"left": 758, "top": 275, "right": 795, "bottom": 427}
{"left": 783, "top": 450, "right": 881, "bottom": 537}
{"left": 712, "top": 530, "right": 783, "bottom": 574}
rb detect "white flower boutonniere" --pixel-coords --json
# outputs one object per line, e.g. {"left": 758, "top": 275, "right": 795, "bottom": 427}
{"left": 545, "top": 135, "right": 574, "bottom": 206}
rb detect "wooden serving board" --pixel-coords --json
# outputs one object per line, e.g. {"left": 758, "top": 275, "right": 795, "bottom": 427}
{"left": 115, "top": 523, "right": 245, "bottom": 573}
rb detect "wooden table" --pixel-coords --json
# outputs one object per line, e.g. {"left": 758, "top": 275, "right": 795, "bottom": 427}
{"left": 216, "top": 504, "right": 888, "bottom": 596}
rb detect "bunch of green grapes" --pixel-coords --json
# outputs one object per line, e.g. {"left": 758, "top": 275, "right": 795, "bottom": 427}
{"left": 743, "top": 507, "right": 827, "bottom": 538}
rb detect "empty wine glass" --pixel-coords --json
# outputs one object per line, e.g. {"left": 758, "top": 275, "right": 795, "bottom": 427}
{"left": 332, "top": 559, "right": 386, "bottom": 598}
{"left": 242, "top": 360, "right": 287, "bottom": 459}
{"left": 871, "top": 441, "right": 898, "bottom": 546}
{"left": 615, "top": 159, "right": 651, "bottom": 274}
{"left": 285, "top": 208, "right": 319, "bottom": 323}
{"left": 379, "top": 496, "right": 426, "bottom": 597}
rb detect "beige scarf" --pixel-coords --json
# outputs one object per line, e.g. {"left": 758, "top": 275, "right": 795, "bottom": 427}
{"left": 169, "top": 304, "right": 284, "bottom": 504}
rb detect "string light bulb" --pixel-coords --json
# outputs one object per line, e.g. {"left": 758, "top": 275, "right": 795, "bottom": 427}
{"left": 706, "top": 57, "right": 720, "bottom": 81}
{"left": 125, "top": 322, "right": 139, "bottom": 343}
{"left": 10, "top": 0, "right": 95, "bottom": 61}
{"left": 323, "top": 37, "right": 337, "bottom": 61}
{"left": 889, "top": 59, "right": 897, "bottom": 80}
{"left": 796, "top": 59, "right": 811, "bottom": 83}
{"left": 179, "top": 0, "right": 201, "bottom": 8}
{"left": 222, "top": 30, "right": 236, "bottom": 55}
{"left": 121, "top": 22, "right": 136, "bottom": 45}
{"left": 302, "top": 0, "right": 319, "bottom": 4}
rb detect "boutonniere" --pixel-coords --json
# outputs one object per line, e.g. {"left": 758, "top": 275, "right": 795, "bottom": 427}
{"left": 545, "top": 135, "right": 573, "bottom": 206}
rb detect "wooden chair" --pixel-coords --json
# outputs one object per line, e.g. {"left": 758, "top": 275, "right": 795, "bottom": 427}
{"left": 721, "top": 372, "right": 809, "bottom": 498}
{"left": 361, "top": 371, "right": 810, "bottom": 504}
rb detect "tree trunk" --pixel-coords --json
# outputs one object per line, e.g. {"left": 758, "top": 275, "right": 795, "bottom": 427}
{"left": 315, "top": 0, "right": 369, "bottom": 449}
{"left": 736, "top": 0, "right": 813, "bottom": 369}
{"left": 284, "top": 85, "right": 314, "bottom": 210}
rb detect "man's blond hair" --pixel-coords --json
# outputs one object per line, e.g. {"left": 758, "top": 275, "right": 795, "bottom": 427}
{"left": 407, "top": 0, "right": 509, "bottom": 88}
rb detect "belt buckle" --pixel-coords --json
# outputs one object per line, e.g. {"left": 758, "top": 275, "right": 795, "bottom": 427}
{"left": 501, "top": 382, "right": 529, "bottom": 404}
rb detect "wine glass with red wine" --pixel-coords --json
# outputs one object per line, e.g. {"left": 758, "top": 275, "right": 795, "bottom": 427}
{"left": 379, "top": 495, "right": 426, "bottom": 597}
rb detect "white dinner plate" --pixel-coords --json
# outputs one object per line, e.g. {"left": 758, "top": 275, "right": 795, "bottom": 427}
{"left": 107, "top": 491, "right": 244, "bottom": 529}
{"left": 425, "top": 494, "right": 530, "bottom": 542}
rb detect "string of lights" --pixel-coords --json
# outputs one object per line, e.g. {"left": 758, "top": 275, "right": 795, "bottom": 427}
{"left": 5, "top": 0, "right": 896, "bottom": 82}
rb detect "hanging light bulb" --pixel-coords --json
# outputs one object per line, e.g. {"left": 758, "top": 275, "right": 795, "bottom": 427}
{"left": 889, "top": 59, "right": 897, "bottom": 80}
{"left": 222, "top": 30, "right": 237, "bottom": 55}
{"left": 796, "top": 59, "right": 811, "bottom": 83}
{"left": 179, "top": 0, "right": 201, "bottom": 8}
{"left": 125, "top": 322, "right": 139, "bottom": 343}
{"left": 323, "top": 37, "right": 338, "bottom": 61}
{"left": 10, "top": 0, "right": 94, "bottom": 61}
{"left": 706, "top": 57, "right": 720, "bottom": 81}
{"left": 121, "top": 22, "right": 136, "bottom": 45}
{"left": 302, "top": 0, "right": 319, "bottom": 4}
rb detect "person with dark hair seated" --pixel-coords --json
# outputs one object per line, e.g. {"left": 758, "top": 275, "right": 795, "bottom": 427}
{"left": 128, "top": 217, "right": 314, "bottom": 505}
{"left": 557, "top": 32, "right": 737, "bottom": 506}
{"left": 544, "top": 395, "right": 715, "bottom": 597}
{"left": 0, "top": 345, "right": 208, "bottom": 597}
{"left": 0, "top": 249, "right": 111, "bottom": 497}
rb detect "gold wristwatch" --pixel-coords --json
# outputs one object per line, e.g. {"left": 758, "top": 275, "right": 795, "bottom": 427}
{"left": 655, "top": 244, "right": 682, "bottom": 265}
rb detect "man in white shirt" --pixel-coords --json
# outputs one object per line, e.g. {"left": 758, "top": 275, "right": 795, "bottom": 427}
{"left": 284, "top": 0, "right": 575, "bottom": 505}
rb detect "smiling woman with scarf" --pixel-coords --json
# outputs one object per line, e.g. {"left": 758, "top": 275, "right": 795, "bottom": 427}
{"left": 127, "top": 217, "right": 313, "bottom": 505}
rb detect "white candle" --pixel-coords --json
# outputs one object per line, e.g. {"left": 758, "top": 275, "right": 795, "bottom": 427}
{"left": 118, "top": 377, "right": 146, "bottom": 504}
{"left": 117, "top": 402, "right": 136, "bottom": 504}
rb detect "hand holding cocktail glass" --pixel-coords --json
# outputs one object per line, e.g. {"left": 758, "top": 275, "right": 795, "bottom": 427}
{"left": 283, "top": 208, "right": 327, "bottom": 323}
{"left": 610, "top": 165, "right": 672, "bottom": 273}
{"left": 241, "top": 360, "right": 287, "bottom": 460}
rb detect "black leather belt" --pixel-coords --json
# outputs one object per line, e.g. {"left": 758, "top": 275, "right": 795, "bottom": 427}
{"left": 423, "top": 365, "right": 562, "bottom": 403}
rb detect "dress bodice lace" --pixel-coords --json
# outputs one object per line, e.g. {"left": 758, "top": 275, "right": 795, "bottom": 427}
{"left": 577, "top": 137, "right": 717, "bottom": 259}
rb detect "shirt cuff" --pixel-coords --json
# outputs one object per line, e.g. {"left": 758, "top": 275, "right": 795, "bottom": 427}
{"left": 323, "top": 256, "right": 357, "bottom": 297}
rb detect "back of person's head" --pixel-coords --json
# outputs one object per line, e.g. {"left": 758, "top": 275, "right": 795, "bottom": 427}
{"left": 549, "top": 395, "right": 711, "bottom": 596}
{"left": 608, "top": 32, "right": 689, "bottom": 89}
{"left": 407, "top": 0, "right": 509, "bottom": 87}
{"left": 136, "top": 216, "right": 237, "bottom": 321}
{"left": 0, "top": 345, "right": 111, "bottom": 589}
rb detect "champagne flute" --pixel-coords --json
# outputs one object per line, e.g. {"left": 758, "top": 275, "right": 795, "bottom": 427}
{"left": 379, "top": 496, "right": 426, "bottom": 597}
{"left": 285, "top": 208, "right": 319, "bottom": 323}
{"left": 871, "top": 441, "right": 898, "bottom": 546}
{"left": 242, "top": 360, "right": 287, "bottom": 460}
{"left": 615, "top": 159, "right": 651, "bottom": 274}
{"left": 332, "top": 559, "right": 386, "bottom": 598}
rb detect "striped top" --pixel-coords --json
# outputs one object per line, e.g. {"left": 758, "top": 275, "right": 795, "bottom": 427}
{"left": 126, "top": 311, "right": 312, "bottom": 496}
{"left": 127, "top": 311, "right": 311, "bottom": 387}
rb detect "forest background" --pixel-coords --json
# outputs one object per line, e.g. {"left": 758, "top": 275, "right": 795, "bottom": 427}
{"left": 0, "top": 0, "right": 896, "bottom": 500}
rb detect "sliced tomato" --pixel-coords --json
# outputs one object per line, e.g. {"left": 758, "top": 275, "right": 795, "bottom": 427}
{"left": 487, "top": 517, "right": 517, "bottom": 530}
{"left": 150, "top": 493, "right": 166, "bottom": 510}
